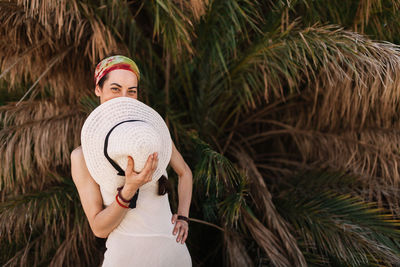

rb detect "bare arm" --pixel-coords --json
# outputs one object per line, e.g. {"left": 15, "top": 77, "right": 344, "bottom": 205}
{"left": 70, "top": 147, "right": 158, "bottom": 238}
{"left": 170, "top": 141, "right": 193, "bottom": 244}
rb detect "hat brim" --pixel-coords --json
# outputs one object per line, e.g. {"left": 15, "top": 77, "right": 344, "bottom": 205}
{"left": 81, "top": 97, "right": 172, "bottom": 192}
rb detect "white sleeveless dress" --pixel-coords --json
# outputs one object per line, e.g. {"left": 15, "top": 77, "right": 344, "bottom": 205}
{"left": 99, "top": 170, "right": 192, "bottom": 267}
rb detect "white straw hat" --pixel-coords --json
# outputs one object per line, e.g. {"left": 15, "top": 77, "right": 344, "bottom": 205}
{"left": 80, "top": 97, "right": 172, "bottom": 193}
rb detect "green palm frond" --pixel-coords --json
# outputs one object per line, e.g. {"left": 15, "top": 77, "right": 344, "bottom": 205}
{"left": 0, "top": 174, "right": 100, "bottom": 266}
{"left": 217, "top": 174, "right": 248, "bottom": 228}
{"left": 284, "top": 0, "right": 400, "bottom": 44}
{"left": 276, "top": 171, "right": 400, "bottom": 266}
{"left": 232, "top": 146, "right": 307, "bottom": 266}
{"left": 151, "top": 0, "right": 196, "bottom": 57}
{"left": 190, "top": 131, "right": 247, "bottom": 225}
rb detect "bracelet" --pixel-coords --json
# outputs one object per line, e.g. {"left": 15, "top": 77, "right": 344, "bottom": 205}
{"left": 177, "top": 215, "right": 189, "bottom": 223}
{"left": 117, "top": 186, "right": 131, "bottom": 203}
{"left": 117, "top": 186, "right": 140, "bottom": 209}
{"left": 115, "top": 194, "right": 129, "bottom": 209}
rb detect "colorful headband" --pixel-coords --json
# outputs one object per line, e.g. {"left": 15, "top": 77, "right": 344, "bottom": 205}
{"left": 94, "top": 55, "right": 140, "bottom": 86}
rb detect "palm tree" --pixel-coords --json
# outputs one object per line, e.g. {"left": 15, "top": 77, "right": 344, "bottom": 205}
{"left": 1, "top": 0, "right": 400, "bottom": 266}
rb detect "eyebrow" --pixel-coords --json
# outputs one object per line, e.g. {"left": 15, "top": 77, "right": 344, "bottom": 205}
{"left": 110, "top": 83, "right": 137, "bottom": 89}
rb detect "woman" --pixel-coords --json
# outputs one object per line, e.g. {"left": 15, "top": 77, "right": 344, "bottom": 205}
{"left": 70, "top": 55, "right": 192, "bottom": 266}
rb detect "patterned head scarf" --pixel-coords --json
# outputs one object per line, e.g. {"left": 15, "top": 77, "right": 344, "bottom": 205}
{"left": 94, "top": 55, "right": 140, "bottom": 86}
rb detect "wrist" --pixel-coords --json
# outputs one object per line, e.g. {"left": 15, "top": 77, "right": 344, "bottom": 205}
{"left": 177, "top": 215, "right": 189, "bottom": 224}
{"left": 177, "top": 210, "right": 189, "bottom": 217}
{"left": 115, "top": 194, "right": 129, "bottom": 209}
{"left": 120, "top": 185, "right": 138, "bottom": 201}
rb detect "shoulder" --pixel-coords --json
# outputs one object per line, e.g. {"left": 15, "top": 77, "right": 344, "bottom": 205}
{"left": 71, "top": 146, "right": 83, "bottom": 161}
{"left": 70, "top": 146, "right": 91, "bottom": 184}
{"left": 71, "top": 146, "right": 87, "bottom": 170}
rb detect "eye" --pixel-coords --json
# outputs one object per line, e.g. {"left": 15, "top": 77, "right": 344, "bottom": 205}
{"left": 111, "top": 87, "right": 120, "bottom": 92}
{"left": 128, "top": 90, "right": 137, "bottom": 94}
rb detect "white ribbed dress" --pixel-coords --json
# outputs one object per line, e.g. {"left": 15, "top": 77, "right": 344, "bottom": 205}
{"left": 99, "top": 170, "right": 192, "bottom": 267}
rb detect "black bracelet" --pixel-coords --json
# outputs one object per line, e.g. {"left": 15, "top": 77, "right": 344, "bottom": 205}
{"left": 117, "top": 186, "right": 131, "bottom": 203}
{"left": 177, "top": 215, "right": 189, "bottom": 223}
{"left": 117, "top": 186, "right": 140, "bottom": 209}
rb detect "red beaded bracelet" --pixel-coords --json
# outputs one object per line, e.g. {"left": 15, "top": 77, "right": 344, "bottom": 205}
{"left": 115, "top": 194, "right": 129, "bottom": 209}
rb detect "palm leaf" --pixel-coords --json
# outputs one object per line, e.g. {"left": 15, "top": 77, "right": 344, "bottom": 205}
{"left": 276, "top": 171, "right": 400, "bottom": 266}
{"left": 0, "top": 174, "right": 101, "bottom": 266}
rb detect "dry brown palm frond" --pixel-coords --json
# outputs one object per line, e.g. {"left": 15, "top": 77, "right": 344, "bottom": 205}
{"left": 234, "top": 111, "right": 400, "bottom": 213}
{"left": 0, "top": 170, "right": 102, "bottom": 266}
{"left": 232, "top": 146, "right": 307, "bottom": 266}
{"left": 288, "top": 127, "right": 400, "bottom": 210}
{"left": 310, "top": 51, "right": 400, "bottom": 131}
{"left": 274, "top": 42, "right": 400, "bottom": 210}
{"left": 172, "top": 0, "right": 208, "bottom": 21}
{"left": 0, "top": 0, "right": 119, "bottom": 101}
{"left": 48, "top": 219, "right": 102, "bottom": 267}
{"left": 353, "top": 0, "right": 400, "bottom": 33}
{"left": 1, "top": 196, "right": 100, "bottom": 266}
{"left": 0, "top": 184, "right": 71, "bottom": 241}
{"left": 0, "top": 100, "right": 85, "bottom": 193}
{"left": 228, "top": 24, "right": 400, "bottom": 113}
{"left": 241, "top": 207, "right": 292, "bottom": 267}
{"left": 223, "top": 230, "right": 253, "bottom": 267}
{"left": 223, "top": 24, "right": 400, "bottom": 216}
{"left": 15, "top": 0, "right": 82, "bottom": 34}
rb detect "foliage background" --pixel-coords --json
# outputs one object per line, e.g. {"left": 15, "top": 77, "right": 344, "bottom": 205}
{"left": 2, "top": 0, "right": 400, "bottom": 266}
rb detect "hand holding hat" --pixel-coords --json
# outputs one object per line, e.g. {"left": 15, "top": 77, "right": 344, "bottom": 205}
{"left": 81, "top": 97, "right": 172, "bottom": 195}
{"left": 117, "top": 153, "right": 158, "bottom": 203}
{"left": 125, "top": 153, "right": 159, "bottom": 189}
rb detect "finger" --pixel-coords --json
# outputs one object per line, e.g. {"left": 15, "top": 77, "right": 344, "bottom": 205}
{"left": 176, "top": 227, "right": 182, "bottom": 242}
{"left": 141, "top": 154, "right": 154, "bottom": 176}
{"left": 181, "top": 228, "right": 188, "bottom": 244}
{"left": 177, "top": 224, "right": 185, "bottom": 243}
{"left": 173, "top": 223, "right": 181, "bottom": 236}
{"left": 151, "top": 152, "right": 158, "bottom": 172}
{"left": 125, "top": 156, "right": 134, "bottom": 176}
{"left": 153, "top": 152, "right": 158, "bottom": 166}
{"left": 171, "top": 214, "right": 178, "bottom": 224}
{"left": 144, "top": 153, "right": 157, "bottom": 180}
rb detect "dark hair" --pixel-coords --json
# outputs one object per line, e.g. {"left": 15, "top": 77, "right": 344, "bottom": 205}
{"left": 158, "top": 175, "right": 171, "bottom": 195}
{"left": 98, "top": 73, "right": 109, "bottom": 89}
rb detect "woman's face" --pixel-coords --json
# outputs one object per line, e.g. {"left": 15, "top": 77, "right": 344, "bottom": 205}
{"left": 95, "top": 69, "right": 138, "bottom": 104}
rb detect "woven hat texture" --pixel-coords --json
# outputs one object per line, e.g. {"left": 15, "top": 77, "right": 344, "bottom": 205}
{"left": 81, "top": 97, "right": 172, "bottom": 191}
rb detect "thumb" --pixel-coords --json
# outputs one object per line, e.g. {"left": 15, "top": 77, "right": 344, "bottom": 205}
{"left": 125, "top": 156, "right": 135, "bottom": 176}
{"left": 171, "top": 214, "right": 178, "bottom": 224}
